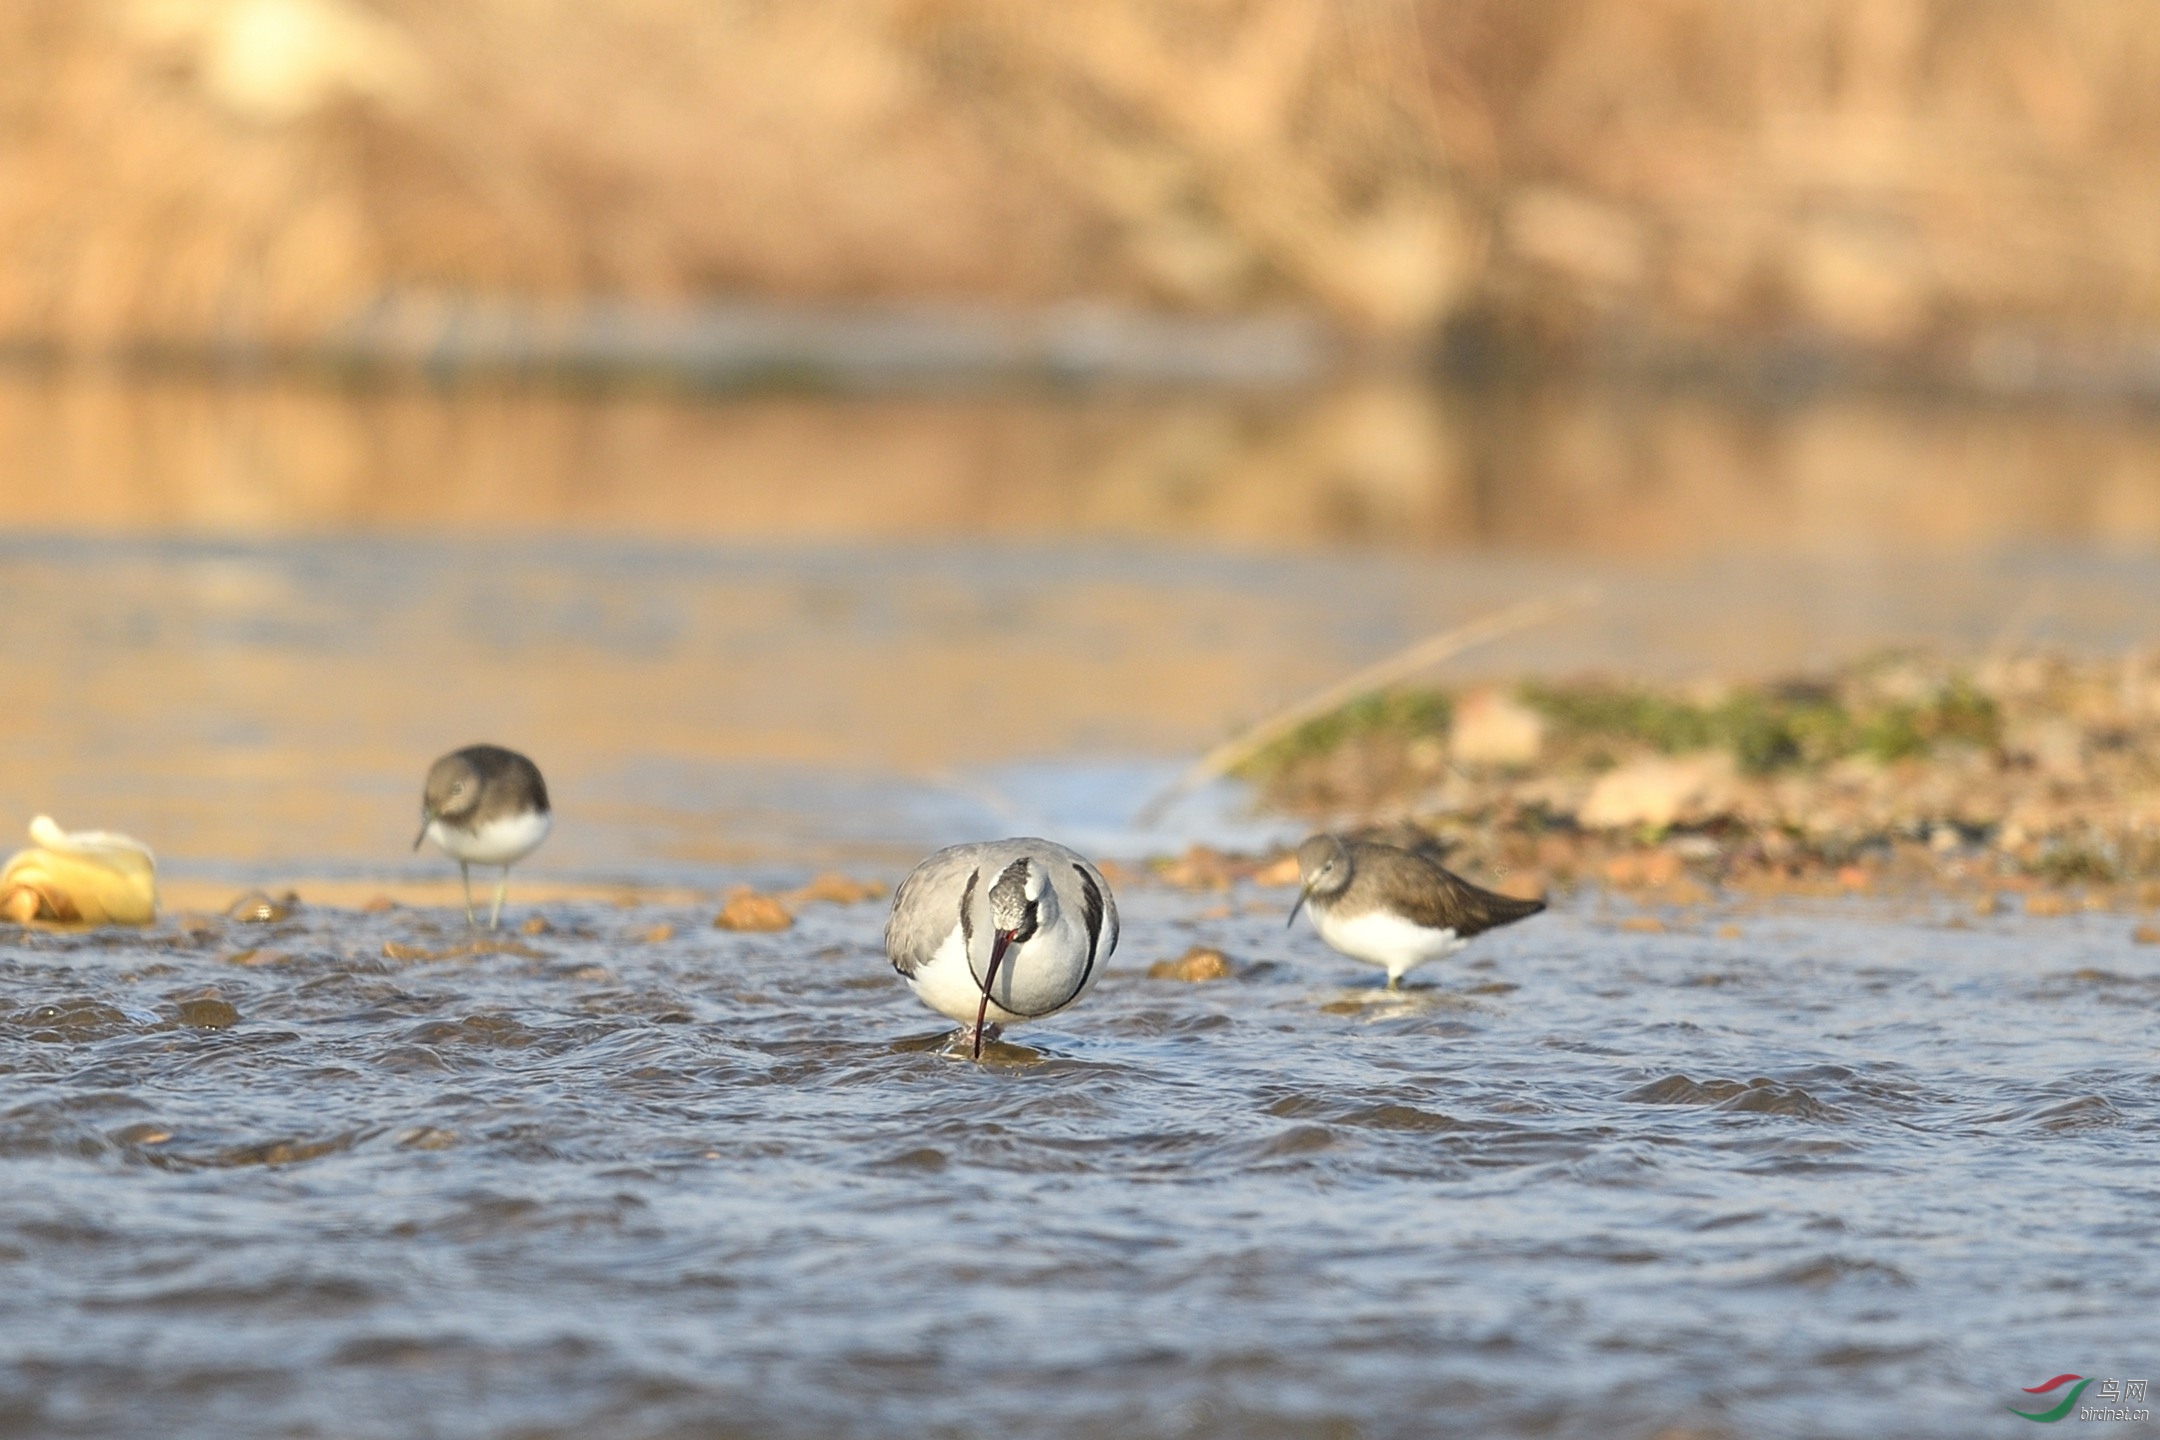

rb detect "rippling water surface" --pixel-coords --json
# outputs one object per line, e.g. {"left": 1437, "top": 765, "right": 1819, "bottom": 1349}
{"left": 4, "top": 890, "right": 2156, "bottom": 1438}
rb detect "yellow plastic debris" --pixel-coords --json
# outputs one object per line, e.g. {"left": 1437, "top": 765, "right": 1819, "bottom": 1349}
{"left": 0, "top": 816, "right": 158, "bottom": 926}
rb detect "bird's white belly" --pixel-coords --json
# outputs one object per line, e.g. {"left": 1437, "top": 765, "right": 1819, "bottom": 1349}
{"left": 428, "top": 811, "right": 552, "bottom": 867}
{"left": 908, "top": 921, "right": 1100, "bottom": 1026}
{"left": 1309, "top": 905, "right": 1463, "bottom": 977}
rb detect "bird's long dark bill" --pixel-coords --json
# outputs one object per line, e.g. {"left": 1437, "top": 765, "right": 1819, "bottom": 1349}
{"left": 974, "top": 929, "right": 1015, "bottom": 1061}
{"left": 411, "top": 815, "right": 432, "bottom": 852}
{"left": 1286, "top": 887, "right": 1312, "bottom": 929}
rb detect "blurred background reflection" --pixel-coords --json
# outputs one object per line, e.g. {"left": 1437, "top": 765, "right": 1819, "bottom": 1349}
{"left": 3, "top": 0, "right": 2158, "bottom": 883}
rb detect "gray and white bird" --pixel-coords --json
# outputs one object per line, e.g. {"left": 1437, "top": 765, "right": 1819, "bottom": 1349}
{"left": 885, "top": 837, "right": 1119, "bottom": 1058}
{"left": 413, "top": 744, "right": 552, "bottom": 929}
{"left": 1289, "top": 833, "right": 1543, "bottom": 989}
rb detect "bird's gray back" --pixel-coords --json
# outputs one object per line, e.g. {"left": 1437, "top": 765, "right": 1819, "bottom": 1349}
{"left": 886, "top": 843, "right": 985, "bottom": 977}
{"left": 884, "top": 838, "right": 1117, "bottom": 977}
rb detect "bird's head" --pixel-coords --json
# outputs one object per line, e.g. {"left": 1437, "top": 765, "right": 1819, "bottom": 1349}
{"left": 1287, "top": 833, "right": 1352, "bottom": 927}
{"left": 987, "top": 856, "right": 1049, "bottom": 947}
{"left": 414, "top": 752, "right": 483, "bottom": 849}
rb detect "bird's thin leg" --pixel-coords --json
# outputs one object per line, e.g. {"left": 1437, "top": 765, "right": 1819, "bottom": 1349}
{"left": 460, "top": 861, "right": 476, "bottom": 927}
{"left": 489, "top": 869, "right": 509, "bottom": 931}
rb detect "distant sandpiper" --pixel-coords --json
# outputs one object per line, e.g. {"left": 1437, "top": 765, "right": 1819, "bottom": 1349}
{"left": 1289, "top": 833, "right": 1543, "bottom": 989}
{"left": 414, "top": 744, "right": 552, "bottom": 929}
{"left": 885, "top": 837, "right": 1119, "bottom": 1058}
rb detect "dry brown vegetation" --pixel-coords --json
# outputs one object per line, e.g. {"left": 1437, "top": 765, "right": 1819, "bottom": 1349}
{"left": 7, "top": 1, "right": 2160, "bottom": 367}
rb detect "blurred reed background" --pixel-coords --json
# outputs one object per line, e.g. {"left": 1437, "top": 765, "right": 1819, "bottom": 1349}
{"left": 5, "top": 0, "right": 2160, "bottom": 377}
{"left": 5, "top": 0, "right": 2160, "bottom": 878}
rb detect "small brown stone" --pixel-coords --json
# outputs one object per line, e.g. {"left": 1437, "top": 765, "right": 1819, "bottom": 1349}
{"left": 360, "top": 895, "right": 397, "bottom": 914}
{"left": 1158, "top": 845, "right": 1236, "bottom": 891}
{"left": 1974, "top": 891, "right": 2007, "bottom": 916}
{"left": 715, "top": 892, "right": 793, "bottom": 932}
{"left": 1715, "top": 923, "right": 1743, "bottom": 939}
{"left": 176, "top": 997, "right": 239, "bottom": 1029}
{"left": 520, "top": 915, "right": 552, "bottom": 935}
{"left": 382, "top": 941, "right": 433, "bottom": 962}
{"left": 1618, "top": 916, "right": 1666, "bottom": 934}
{"left": 226, "top": 890, "right": 298, "bottom": 923}
{"left": 1835, "top": 865, "right": 1869, "bottom": 891}
{"left": 2023, "top": 891, "right": 2074, "bottom": 918}
{"left": 2132, "top": 924, "right": 2160, "bottom": 945}
{"left": 1148, "top": 946, "right": 1234, "bottom": 981}
{"left": 787, "top": 872, "right": 885, "bottom": 906}
{"left": 639, "top": 923, "right": 676, "bottom": 943}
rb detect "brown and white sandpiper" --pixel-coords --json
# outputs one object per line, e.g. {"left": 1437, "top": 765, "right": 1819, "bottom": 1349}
{"left": 1288, "top": 833, "right": 1544, "bottom": 989}
{"left": 414, "top": 744, "right": 552, "bottom": 929}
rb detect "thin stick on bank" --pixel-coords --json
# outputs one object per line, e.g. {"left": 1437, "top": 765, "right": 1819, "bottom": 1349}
{"left": 1137, "top": 585, "right": 1600, "bottom": 824}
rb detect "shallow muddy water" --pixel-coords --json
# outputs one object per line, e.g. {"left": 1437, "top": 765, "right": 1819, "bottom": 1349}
{"left": 3, "top": 889, "right": 2156, "bottom": 1439}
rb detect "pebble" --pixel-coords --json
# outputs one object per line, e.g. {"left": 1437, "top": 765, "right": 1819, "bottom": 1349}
{"left": 1157, "top": 846, "right": 1238, "bottom": 891}
{"left": 1448, "top": 688, "right": 1547, "bottom": 767}
{"left": 2133, "top": 924, "right": 2160, "bottom": 945}
{"left": 715, "top": 892, "right": 793, "bottom": 932}
{"left": 786, "top": 873, "right": 885, "bottom": 906}
{"left": 175, "top": 997, "right": 239, "bottom": 1029}
{"left": 227, "top": 890, "right": 299, "bottom": 923}
{"left": 1578, "top": 754, "right": 1735, "bottom": 830}
{"left": 1148, "top": 946, "right": 1235, "bottom": 981}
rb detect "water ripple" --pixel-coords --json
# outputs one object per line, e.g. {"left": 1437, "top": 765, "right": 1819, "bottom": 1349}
{"left": 1, "top": 895, "right": 2157, "bottom": 1437}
